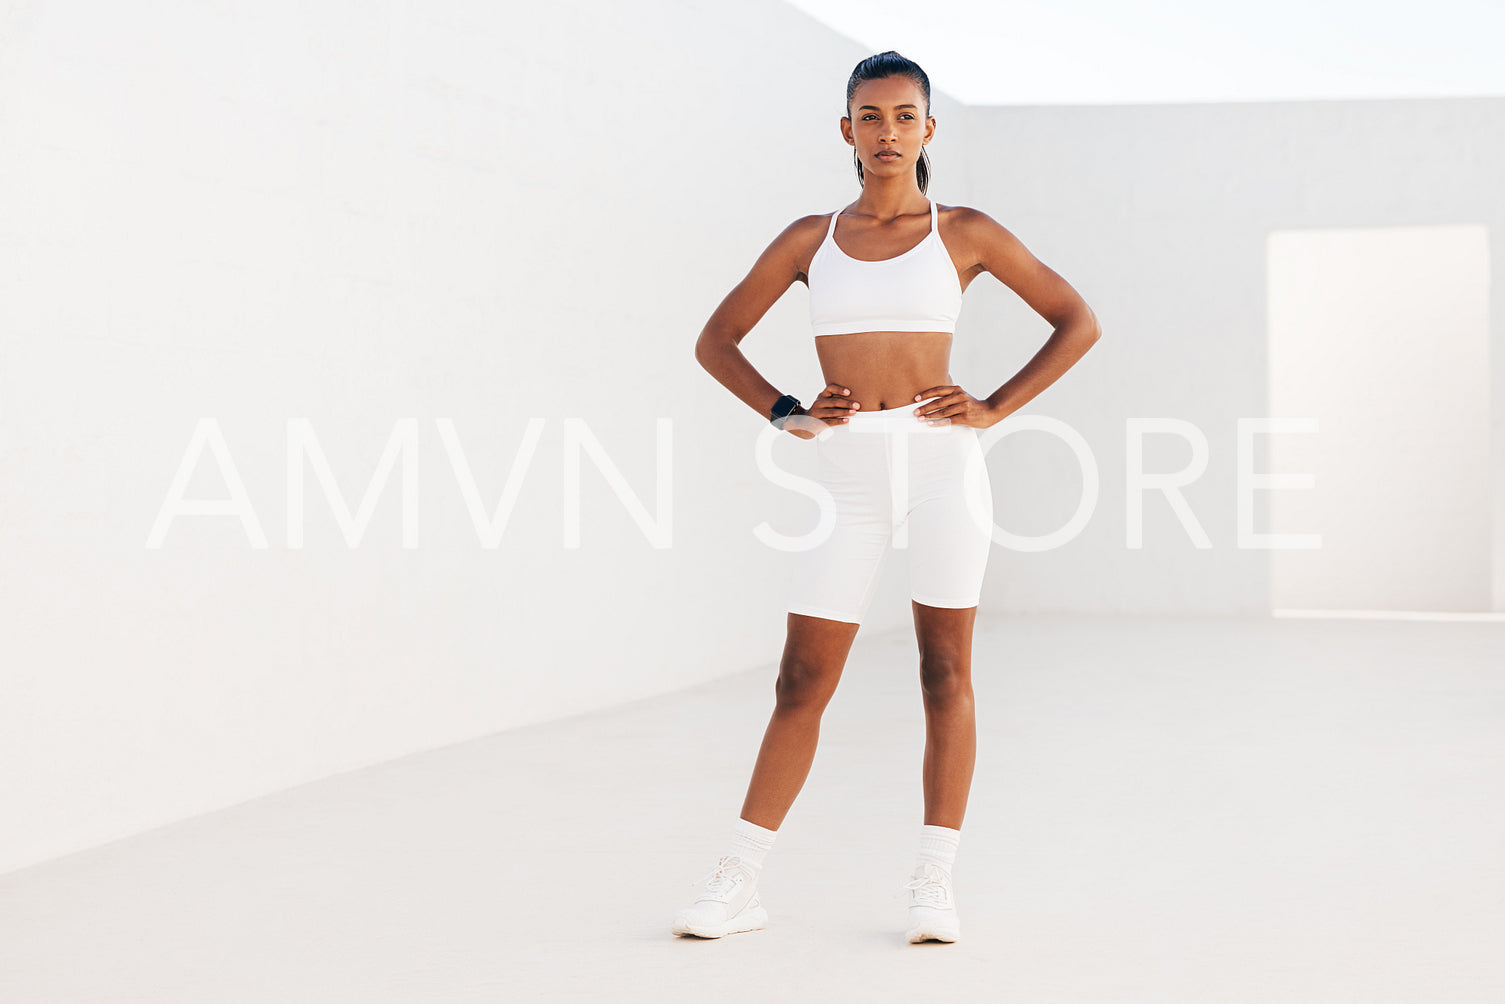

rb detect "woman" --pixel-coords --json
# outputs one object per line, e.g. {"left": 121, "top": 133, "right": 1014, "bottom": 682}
{"left": 674, "top": 51, "right": 1101, "bottom": 944}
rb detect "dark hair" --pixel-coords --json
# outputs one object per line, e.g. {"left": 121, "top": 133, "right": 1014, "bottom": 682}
{"left": 845, "top": 50, "right": 932, "bottom": 193}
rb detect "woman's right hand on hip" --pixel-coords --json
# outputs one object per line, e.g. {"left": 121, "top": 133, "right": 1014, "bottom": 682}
{"left": 785, "top": 383, "right": 860, "bottom": 439}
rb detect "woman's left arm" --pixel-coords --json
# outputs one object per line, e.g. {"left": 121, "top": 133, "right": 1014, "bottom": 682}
{"left": 914, "top": 208, "right": 1102, "bottom": 428}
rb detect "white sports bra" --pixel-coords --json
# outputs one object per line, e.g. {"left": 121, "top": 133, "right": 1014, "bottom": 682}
{"left": 807, "top": 198, "right": 963, "bottom": 337}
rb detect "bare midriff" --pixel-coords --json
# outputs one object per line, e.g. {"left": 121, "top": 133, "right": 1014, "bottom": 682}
{"left": 813, "top": 329, "right": 954, "bottom": 411}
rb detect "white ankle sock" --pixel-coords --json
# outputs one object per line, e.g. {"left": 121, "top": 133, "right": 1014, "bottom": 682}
{"left": 916, "top": 823, "right": 960, "bottom": 876}
{"left": 728, "top": 816, "right": 778, "bottom": 872}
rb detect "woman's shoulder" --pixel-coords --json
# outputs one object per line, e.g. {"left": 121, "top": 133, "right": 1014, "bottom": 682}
{"left": 935, "top": 202, "right": 1000, "bottom": 229}
{"left": 760, "top": 211, "right": 834, "bottom": 239}
{"left": 788, "top": 210, "right": 838, "bottom": 237}
{"left": 935, "top": 203, "right": 1018, "bottom": 252}
{"left": 759, "top": 211, "right": 839, "bottom": 260}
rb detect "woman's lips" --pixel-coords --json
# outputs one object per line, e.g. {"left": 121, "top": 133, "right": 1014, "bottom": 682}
{"left": 875, "top": 151, "right": 901, "bottom": 161}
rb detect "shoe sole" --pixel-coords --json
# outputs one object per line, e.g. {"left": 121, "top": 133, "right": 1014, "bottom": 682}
{"left": 670, "top": 904, "right": 769, "bottom": 939}
{"left": 907, "top": 926, "right": 960, "bottom": 943}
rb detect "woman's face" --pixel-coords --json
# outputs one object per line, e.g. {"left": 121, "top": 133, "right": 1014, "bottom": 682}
{"left": 842, "top": 75, "right": 934, "bottom": 180}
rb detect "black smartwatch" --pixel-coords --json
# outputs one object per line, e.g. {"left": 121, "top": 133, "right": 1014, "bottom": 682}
{"left": 769, "top": 393, "right": 803, "bottom": 431}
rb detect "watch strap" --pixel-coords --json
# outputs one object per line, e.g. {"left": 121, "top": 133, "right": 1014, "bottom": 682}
{"left": 769, "top": 394, "right": 801, "bottom": 423}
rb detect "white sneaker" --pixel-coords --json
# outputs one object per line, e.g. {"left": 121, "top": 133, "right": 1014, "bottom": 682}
{"left": 904, "top": 862, "right": 960, "bottom": 943}
{"left": 671, "top": 854, "right": 768, "bottom": 938}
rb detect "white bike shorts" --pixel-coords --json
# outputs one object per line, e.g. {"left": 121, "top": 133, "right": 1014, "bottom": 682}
{"left": 786, "top": 396, "right": 994, "bottom": 625}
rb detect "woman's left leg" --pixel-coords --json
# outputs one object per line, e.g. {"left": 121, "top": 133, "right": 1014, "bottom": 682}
{"left": 910, "top": 600, "right": 978, "bottom": 828}
{"left": 903, "top": 424, "right": 992, "bottom": 828}
{"left": 896, "top": 421, "right": 992, "bottom": 942}
{"left": 903, "top": 599, "right": 976, "bottom": 943}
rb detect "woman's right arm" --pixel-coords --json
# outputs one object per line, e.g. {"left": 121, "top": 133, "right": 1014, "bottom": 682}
{"left": 694, "top": 217, "right": 856, "bottom": 437}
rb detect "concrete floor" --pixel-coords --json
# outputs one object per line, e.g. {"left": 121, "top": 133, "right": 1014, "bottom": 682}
{"left": 2, "top": 612, "right": 1503, "bottom": 1003}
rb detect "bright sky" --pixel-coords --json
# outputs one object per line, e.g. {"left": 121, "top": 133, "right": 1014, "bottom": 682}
{"left": 783, "top": 0, "right": 1505, "bottom": 105}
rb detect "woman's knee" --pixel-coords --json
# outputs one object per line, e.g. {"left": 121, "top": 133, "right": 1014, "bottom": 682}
{"left": 774, "top": 655, "right": 841, "bottom": 712}
{"left": 775, "top": 613, "right": 858, "bottom": 711}
{"left": 918, "top": 652, "right": 973, "bottom": 707}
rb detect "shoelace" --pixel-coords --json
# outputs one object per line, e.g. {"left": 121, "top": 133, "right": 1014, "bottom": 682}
{"left": 688, "top": 854, "right": 747, "bottom": 900}
{"left": 901, "top": 863, "right": 952, "bottom": 909}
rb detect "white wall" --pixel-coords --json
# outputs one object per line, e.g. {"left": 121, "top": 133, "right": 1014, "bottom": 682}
{"left": 1, "top": 0, "right": 1500, "bottom": 876}
{"left": 955, "top": 99, "right": 1505, "bottom": 614}
{"left": 0, "top": 0, "right": 921, "bottom": 876}
{"left": 1268, "top": 224, "right": 1492, "bottom": 612}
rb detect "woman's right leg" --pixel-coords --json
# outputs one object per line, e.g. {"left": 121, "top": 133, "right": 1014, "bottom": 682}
{"left": 738, "top": 611, "right": 862, "bottom": 829}
{"left": 675, "top": 614, "right": 864, "bottom": 938}
{"left": 744, "top": 414, "right": 891, "bottom": 828}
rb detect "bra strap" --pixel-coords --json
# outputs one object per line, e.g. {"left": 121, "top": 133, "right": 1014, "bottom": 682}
{"left": 929, "top": 198, "right": 938, "bottom": 234}
{"left": 826, "top": 208, "right": 841, "bottom": 240}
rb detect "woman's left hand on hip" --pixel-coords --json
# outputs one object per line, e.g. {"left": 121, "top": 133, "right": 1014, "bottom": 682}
{"left": 912, "top": 386, "right": 998, "bottom": 428}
